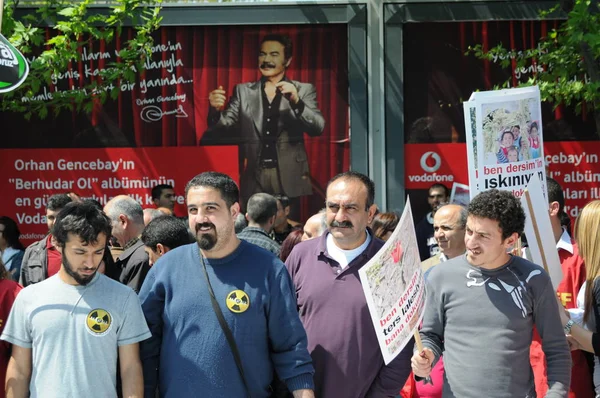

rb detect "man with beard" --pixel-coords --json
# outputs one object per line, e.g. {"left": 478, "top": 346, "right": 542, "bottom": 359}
{"left": 139, "top": 172, "right": 315, "bottom": 398}
{"left": 2, "top": 202, "right": 150, "bottom": 397}
{"left": 203, "top": 34, "right": 325, "bottom": 207}
{"left": 285, "top": 171, "right": 413, "bottom": 397}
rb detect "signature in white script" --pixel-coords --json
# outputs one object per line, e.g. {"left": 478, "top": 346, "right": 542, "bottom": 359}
{"left": 140, "top": 104, "right": 188, "bottom": 123}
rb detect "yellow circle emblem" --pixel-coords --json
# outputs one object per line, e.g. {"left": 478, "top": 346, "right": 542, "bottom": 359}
{"left": 226, "top": 290, "right": 250, "bottom": 313}
{"left": 86, "top": 309, "right": 112, "bottom": 335}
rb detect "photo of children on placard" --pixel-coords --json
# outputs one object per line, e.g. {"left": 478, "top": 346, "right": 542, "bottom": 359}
{"left": 482, "top": 98, "right": 542, "bottom": 166}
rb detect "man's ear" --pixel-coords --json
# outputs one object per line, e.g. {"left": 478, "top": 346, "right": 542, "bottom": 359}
{"left": 549, "top": 201, "right": 560, "bottom": 217}
{"left": 118, "top": 214, "right": 128, "bottom": 227}
{"left": 231, "top": 202, "right": 240, "bottom": 219}
{"left": 153, "top": 198, "right": 160, "bottom": 207}
{"left": 156, "top": 243, "right": 167, "bottom": 256}
{"left": 503, "top": 232, "right": 520, "bottom": 250}
{"left": 367, "top": 204, "right": 378, "bottom": 225}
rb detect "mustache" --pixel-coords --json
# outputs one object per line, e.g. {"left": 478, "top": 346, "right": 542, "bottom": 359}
{"left": 260, "top": 62, "right": 276, "bottom": 69}
{"left": 330, "top": 220, "right": 353, "bottom": 228}
{"left": 195, "top": 223, "right": 216, "bottom": 233}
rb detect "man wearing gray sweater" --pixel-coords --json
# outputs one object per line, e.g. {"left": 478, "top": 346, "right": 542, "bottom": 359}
{"left": 411, "top": 189, "right": 571, "bottom": 397}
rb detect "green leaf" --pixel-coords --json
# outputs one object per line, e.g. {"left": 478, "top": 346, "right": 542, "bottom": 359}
{"left": 58, "top": 7, "right": 76, "bottom": 17}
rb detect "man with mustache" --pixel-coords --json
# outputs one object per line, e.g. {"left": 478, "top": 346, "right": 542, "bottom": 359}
{"left": 411, "top": 189, "right": 571, "bottom": 397}
{"left": 204, "top": 34, "right": 325, "bottom": 209}
{"left": 285, "top": 171, "right": 413, "bottom": 397}
{"left": 139, "top": 172, "right": 315, "bottom": 398}
{"left": 3, "top": 202, "right": 150, "bottom": 397}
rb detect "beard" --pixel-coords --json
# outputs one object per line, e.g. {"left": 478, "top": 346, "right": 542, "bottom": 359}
{"left": 195, "top": 223, "right": 218, "bottom": 251}
{"left": 63, "top": 252, "right": 97, "bottom": 286}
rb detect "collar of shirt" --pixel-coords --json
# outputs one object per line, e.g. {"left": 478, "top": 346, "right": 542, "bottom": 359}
{"left": 426, "top": 212, "right": 434, "bottom": 224}
{"left": 123, "top": 236, "right": 141, "bottom": 251}
{"left": 260, "top": 75, "right": 289, "bottom": 88}
{"left": 439, "top": 253, "right": 448, "bottom": 262}
{"left": 240, "top": 226, "right": 270, "bottom": 237}
{"left": 46, "top": 234, "right": 58, "bottom": 251}
{"left": 556, "top": 228, "right": 574, "bottom": 254}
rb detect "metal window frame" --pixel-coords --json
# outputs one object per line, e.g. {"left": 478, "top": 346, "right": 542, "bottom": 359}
{"left": 383, "top": 1, "right": 560, "bottom": 212}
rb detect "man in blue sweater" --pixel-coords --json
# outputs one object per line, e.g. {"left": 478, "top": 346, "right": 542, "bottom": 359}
{"left": 139, "top": 171, "right": 315, "bottom": 398}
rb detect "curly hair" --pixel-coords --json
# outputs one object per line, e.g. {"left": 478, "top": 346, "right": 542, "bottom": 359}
{"left": 468, "top": 189, "right": 525, "bottom": 240}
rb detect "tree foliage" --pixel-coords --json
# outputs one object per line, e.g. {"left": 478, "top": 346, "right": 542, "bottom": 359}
{"left": 0, "top": 0, "right": 163, "bottom": 120}
{"left": 467, "top": 0, "right": 600, "bottom": 133}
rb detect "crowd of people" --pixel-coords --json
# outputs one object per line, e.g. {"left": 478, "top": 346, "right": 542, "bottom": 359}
{"left": 0, "top": 171, "right": 597, "bottom": 398}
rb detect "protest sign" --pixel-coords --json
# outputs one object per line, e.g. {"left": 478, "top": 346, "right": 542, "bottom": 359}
{"left": 464, "top": 86, "right": 546, "bottom": 199}
{"left": 450, "top": 182, "right": 470, "bottom": 207}
{"left": 359, "top": 198, "right": 426, "bottom": 365}
{"left": 521, "top": 173, "right": 563, "bottom": 289}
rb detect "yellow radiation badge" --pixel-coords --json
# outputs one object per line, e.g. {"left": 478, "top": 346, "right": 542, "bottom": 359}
{"left": 86, "top": 309, "right": 112, "bottom": 335}
{"left": 226, "top": 290, "right": 250, "bottom": 313}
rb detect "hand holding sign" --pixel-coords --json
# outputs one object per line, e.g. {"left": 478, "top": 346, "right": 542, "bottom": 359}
{"left": 411, "top": 347, "right": 435, "bottom": 378}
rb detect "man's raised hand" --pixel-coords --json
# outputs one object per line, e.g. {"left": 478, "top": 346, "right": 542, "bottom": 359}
{"left": 209, "top": 85, "right": 227, "bottom": 110}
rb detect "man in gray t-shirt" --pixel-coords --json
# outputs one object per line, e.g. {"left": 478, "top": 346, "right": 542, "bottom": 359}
{"left": 1, "top": 202, "right": 151, "bottom": 398}
{"left": 411, "top": 189, "right": 571, "bottom": 398}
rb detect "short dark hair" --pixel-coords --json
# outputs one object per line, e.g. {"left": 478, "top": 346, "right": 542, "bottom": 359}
{"left": 500, "top": 131, "right": 513, "bottom": 142}
{"left": 246, "top": 193, "right": 278, "bottom": 225}
{"left": 429, "top": 183, "right": 450, "bottom": 197}
{"left": 47, "top": 194, "right": 73, "bottom": 212}
{"left": 530, "top": 121, "right": 539, "bottom": 131}
{"left": 0, "top": 216, "right": 25, "bottom": 250}
{"left": 52, "top": 202, "right": 112, "bottom": 248}
{"left": 546, "top": 177, "right": 565, "bottom": 214}
{"left": 327, "top": 171, "right": 375, "bottom": 209}
{"left": 185, "top": 172, "right": 239, "bottom": 208}
{"left": 142, "top": 216, "right": 193, "bottom": 252}
{"left": 468, "top": 189, "right": 525, "bottom": 240}
{"left": 273, "top": 194, "right": 290, "bottom": 209}
{"left": 152, "top": 184, "right": 174, "bottom": 201}
{"left": 261, "top": 34, "right": 293, "bottom": 60}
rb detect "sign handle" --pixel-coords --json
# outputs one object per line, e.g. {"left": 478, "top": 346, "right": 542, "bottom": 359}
{"left": 524, "top": 189, "right": 549, "bottom": 273}
{"left": 413, "top": 330, "right": 424, "bottom": 352}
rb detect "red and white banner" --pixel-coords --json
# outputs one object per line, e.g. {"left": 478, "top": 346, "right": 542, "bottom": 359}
{"left": 404, "top": 143, "right": 469, "bottom": 190}
{"left": 0, "top": 147, "right": 238, "bottom": 245}
{"left": 405, "top": 141, "right": 600, "bottom": 221}
{"left": 545, "top": 141, "right": 600, "bottom": 218}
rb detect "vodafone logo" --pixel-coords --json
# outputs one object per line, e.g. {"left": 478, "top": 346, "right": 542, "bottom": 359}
{"left": 420, "top": 151, "right": 441, "bottom": 173}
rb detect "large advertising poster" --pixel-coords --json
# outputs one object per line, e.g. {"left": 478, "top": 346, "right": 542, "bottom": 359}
{"left": 0, "top": 25, "right": 350, "bottom": 244}
{"left": 402, "top": 21, "right": 597, "bottom": 221}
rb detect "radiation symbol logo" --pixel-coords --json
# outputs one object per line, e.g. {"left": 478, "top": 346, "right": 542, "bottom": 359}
{"left": 226, "top": 290, "right": 250, "bottom": 313}
{"left": 86, "top": 309, "right": 112, "bottom": 336}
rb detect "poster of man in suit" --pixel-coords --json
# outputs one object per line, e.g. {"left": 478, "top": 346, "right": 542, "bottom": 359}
{"left": 203, "top": 34, "right": 326, "bottom": 207}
